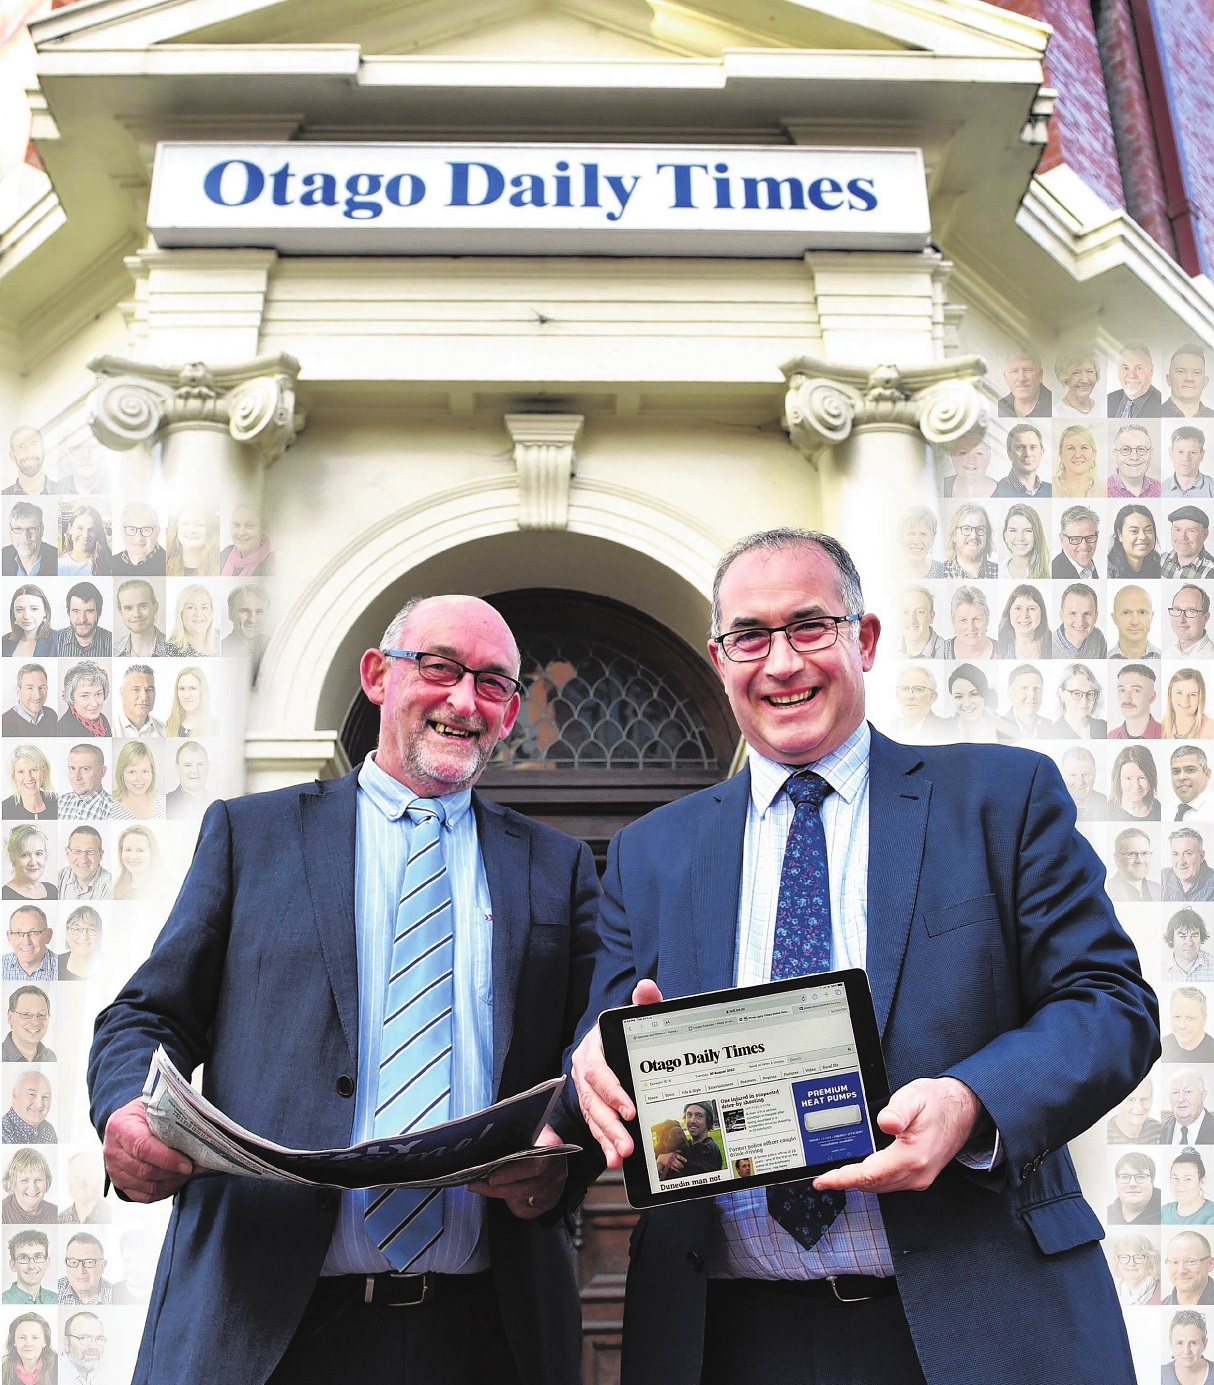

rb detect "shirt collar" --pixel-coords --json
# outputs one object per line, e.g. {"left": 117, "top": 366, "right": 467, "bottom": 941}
{"left": 747, "top": 720, "right": 871, "bottom": 818}
{"left": 358, "top": 753, "right": 473, "bottom": 829}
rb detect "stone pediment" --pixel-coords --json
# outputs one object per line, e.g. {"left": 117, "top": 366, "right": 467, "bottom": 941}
{"left": 31, "top": 0, "right": 1047, "bottom": 61}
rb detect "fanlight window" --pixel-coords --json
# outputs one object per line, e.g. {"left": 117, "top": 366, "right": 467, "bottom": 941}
{"left": 496, "top": 633, "right": 718, "bottom": 770}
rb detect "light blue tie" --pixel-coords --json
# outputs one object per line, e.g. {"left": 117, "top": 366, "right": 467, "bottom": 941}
{"left": 363, "top": 798, "right": 454, "bottom": 1270}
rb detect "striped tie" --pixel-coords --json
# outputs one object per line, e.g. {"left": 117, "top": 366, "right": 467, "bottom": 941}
{"left": 364, "top": 798, "right": 454, "bottom": 1270}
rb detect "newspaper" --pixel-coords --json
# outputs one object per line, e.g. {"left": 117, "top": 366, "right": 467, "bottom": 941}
{"left": 142, "top": 1046, "right": 577, "bottom": 1189}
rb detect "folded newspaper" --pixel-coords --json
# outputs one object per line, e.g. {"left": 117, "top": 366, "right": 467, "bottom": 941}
{"left": 142, "top": 1046, "right": 578, "bottom": 1190}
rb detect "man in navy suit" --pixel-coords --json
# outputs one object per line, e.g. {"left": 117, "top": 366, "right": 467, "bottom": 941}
{"left": 570, "top": 527, "right": 1158, "bottom": 1385}
{"left": 88, "top": 594, "right": 599, "bottom": 1385}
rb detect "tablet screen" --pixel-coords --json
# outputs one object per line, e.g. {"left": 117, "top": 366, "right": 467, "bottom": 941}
{"left": 605, "top": 971, "right": 890, "bottom": 1205}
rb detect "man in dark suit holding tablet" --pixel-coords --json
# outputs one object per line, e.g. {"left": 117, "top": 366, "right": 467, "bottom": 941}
{"left": 570, "top": 527, "right": 1159, "bottom": 1385}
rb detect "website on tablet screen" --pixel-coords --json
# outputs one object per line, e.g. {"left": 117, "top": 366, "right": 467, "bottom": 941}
{"left": 621, "top": 982, "right": 877, "bottom": 1192}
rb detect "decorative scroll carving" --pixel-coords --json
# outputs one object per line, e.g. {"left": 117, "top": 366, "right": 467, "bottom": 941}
{"left": 505, "top": 414, "right": 584, "bottom": 531}
{"left": 781, "top": 354, "right": 988, "bottom": 462}
{"left": 86, "top": 353, "right": 303, "bottom": 464}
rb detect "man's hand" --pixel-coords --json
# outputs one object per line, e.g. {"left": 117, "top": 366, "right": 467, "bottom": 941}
{"left": 103, "top": 1098, "right": 194, "bottom": 1203}
{"left": 467, "top": 1124, "right": 567, "bottom": 1219}
{"left": 570, "top": 979, "right": 662, "bottom": 1168}
{"left": 811, "top": 1076, "right": 985, "bottom": 1195}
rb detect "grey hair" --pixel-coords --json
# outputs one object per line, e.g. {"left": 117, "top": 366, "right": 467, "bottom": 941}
{"left": 710, "top": 529, "right": 864, "bottom": 637}
{"left": 950, "top": 585, "right": 988, "bottom": 617}
{"left": 63, "top": 660, "right": 108, "bottom": 704}
{"left": 1060, "top": 505, "right": 1100, "bottom": 533}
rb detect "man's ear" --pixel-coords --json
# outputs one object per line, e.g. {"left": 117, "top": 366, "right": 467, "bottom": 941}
{"left": 360, "top": 648, "right": 390, "bottom": 707}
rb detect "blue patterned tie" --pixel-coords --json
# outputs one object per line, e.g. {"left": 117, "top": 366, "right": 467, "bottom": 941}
{"left": 766, "top": 770, "right": 847, "bottom": 1248}
{"left": 364, "top": 799, "right": 453, "bottom": 1270}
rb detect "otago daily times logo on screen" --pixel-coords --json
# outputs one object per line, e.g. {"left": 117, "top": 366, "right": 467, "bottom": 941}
{"left": 148, "top": 142, "right": 930, "bottom": 256}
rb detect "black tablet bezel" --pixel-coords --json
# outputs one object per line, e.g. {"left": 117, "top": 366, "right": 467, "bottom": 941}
{"left": 599, "top": 969, "right": 893, "bottom": 1210}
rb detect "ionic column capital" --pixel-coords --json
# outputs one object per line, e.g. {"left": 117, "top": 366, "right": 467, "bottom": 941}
{"left": 86, "top": 352, "right": 304, "bottom": 464}
{"left": 781, "top": 354, "right": 989, "bottom": 461}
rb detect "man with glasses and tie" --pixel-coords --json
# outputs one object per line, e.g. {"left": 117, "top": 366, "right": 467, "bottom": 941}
{"left": 87, "top": 593, "right": 599, "bottom": 1385}
{"left": 1052, "top": 504, "right": 1101, "bottom": 578}
{"left": 568, "top": 526, "right": 1157, "bottom": 1385}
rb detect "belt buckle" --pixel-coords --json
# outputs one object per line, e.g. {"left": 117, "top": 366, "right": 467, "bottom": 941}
{"left": 827, "top": 1275, "right": 878, "bottom": 1304}
{"left": 365, "top": 1271, "right": 432, "bottom": 1307}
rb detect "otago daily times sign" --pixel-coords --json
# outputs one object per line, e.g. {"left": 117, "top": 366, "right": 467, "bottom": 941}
{"left": 148, "top": 143, "right": 930, "bottom": 256}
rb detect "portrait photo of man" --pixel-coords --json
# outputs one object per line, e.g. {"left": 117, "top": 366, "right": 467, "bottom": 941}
{"left": 1166, "top": 909, "right": 1214, "bottom": 982}
{"left": 1165, "top": 1231, "right": 1214, "bottom": 1305}
{"left": 1107, "top": 828, "right": 1160, "bottom": 903}
{"left": 1165, "top": 828, "right": 1214, "bottom": 903}
{"left": 0, "top": 665, "right": 54, "bottom": 738}
{"left": 891, "top": 667, "right": 950, "bottom": 746}
{"left": 58, "top": 1232, "right": 112, "bottom": 1306}
{"left": 2, "top": 907, "right": 54, "bottom": 983}
{"left": 1174, "top": 747, "right": 1214, "bottom": 822}
{"left": 1161, "top": 1070, "right": 1214, "bottom": 1146}
{"left": 1169, "top": 584, "right": 1214, "bottom": 660}
{"left": 997, "top": 346, "right": 1052, "bottom": 417}
{"left": 1164, "top": 426, "right": 1214, "bottom": 499}
{"left": 3, "top": 1071, "right": 55, "bottom": 1146}
{"left": 995, "top": 422, "right": 1051, "bottom": 497}
{"left": 3, "top": 427, "right": 60, "bottom": 498}
{"left": 1052, "top": 504, "right": 1100, "bottom": 579}
{"left": 1, "top": 1230, "right": 53, "bottom": 1305}
{"left": 1109, "top": 664, "right": 1161, "bottom": 741}
{"left": 61, "top": 1311, "right": 108, "bottom": 1385}
{"left": 996, "top": 664, "right": 1049, "bottom": 743}
{"left": 1051, "top": 582, "right": 1107, "bottom": 660}
{"left": 2, "top": 501, "right": 56, "bottom": 578}
{"left": 1163, "top": 987, "right": 1214, "bottom": 1063}
{"left": 113, "top": 578, "right": 174, "bottom": 658}
{"left": 1163, "top": 343, "right": 1214, "bottom": 419}
{"left": 654, "top": 1101, "right": 724, "bottom": 1181}
{"left": 2, "top": 986, "right": 54, "bottom": 1064}
{"left": 56, "top": 582, "right": 112, "bottom": 659}
{"left": 109, "top": 501, "right": 165, "bottom": 576}
{"left": 1163, "top": 505, "right": 1214, "bottom": 580}
{"left": 1108, "top": 341, "right": 1162, "bottom": 418}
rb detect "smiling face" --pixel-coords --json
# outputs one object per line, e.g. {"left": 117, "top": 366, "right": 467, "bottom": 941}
{"left": 1062, "top": 753, "right": 1095, "bottom": 804}
{"left": 1119, "top": 1078, "right": 1154, "bottom": 1129}
{"left": 10, "top": 1166, "right": 46, "bottom": 1216}
{"left": 1064, "top": 358, "right": 1097, "bottom": 402}
{"left": 1173, "top": 679, "right": 1205, "bottom": 726}
{"left": 1060, "top": 433, "right": 1096, "bottom": 477}
{"left": 683, "top": 1105, "right": 710, "bottom": 1141}
{"left": 9, "top": 1237, "right": 47, "bottom": 1289}
{"left": 953, "top": 512, "right": 987, "bottom": 562}
{"left": 1003, "top": 514, "right": 1036, "bottom": 559}
{"left": 952, "top": 602, "right": 988, "bottom": 646}
{"left": 1173, "top": 835, "right": 1207, "bottom": 885}
{"left": 1172, "top": 993, "right": 1208, "bottom": 1050}
{"left": 230, "top": 505, "right": 263, "bottom": 552}
{"left": 70, "top": 678, "right": 105, "bottom": 722}
{"left": 1008, "top": 594, "right": 1042, "bottom": 637}
{"left": 121, "top": 753, "right": 154, "bottom": 798}
{"left": 1174, "top": 755, "right": 1213, "bottom": 804}
{"left": 13, "top": 760, "right": 42, "bottom": 800}
{"left": 1060, "top": 592, "right": 1097, "bottom": 647}
{"left": 233, "top": 592, "right": 267, "bottom": 640}
{"left": 122, "top": 505, "right": 159, "bottom": 561}
{"left": 1114, "top": 428, "right": 1152, "bottom": 482}
{"left": 1172, "top": 590, "right": 1211, "bottom": 648}
{"left": 11, "top": 1073, "right": 49, "bottom": 1129}
{"left": 14, "top": 672, "right": 45, "bottom": 720}
{"left": 948, "top": 436, "right": 990, "bottom": 480}
{"left": 1116, "top": 1161, "right": 1155, "bottom": 1213}
{"left": 1172, "top": 1160, "right": 1206, "bottom": 1210}
{"left": 1115, "top": 834, "right": 1151, "bottom": 882}
{"left": 65, "top": 830, "right": 100, "bottom": 885}
{"left": 1119, "top": 759, "right": 1152, "bottom": 808}
{"left": 950, "top": 677, "right": 985, "bottom": 722}
{"left": 7, "top": 995, "right": 49, "bottom": 1054}
{"left": 9, "top": 430, "right": 43, "bottom": 479}
{"left": 1118, "top": 512, "right": 1156, "bottom": 562}
{"left": 895, "top": 670, "right": 935, "bottom": 719}
{"left": 176, "top": 746, "right": 208, "bottom": 795}
{"left": 901, "top": 521, "right": 933, "bottom": 563}
{"left": 1008, "top": 671, "right": 1043, "bottom": 718}
{"left": 1118, "top": 347, "right": 1154, "bottom": 400}
{"left": 1173, "top": 520, "right": 1209, "bottom": 564}
{"left": 120, "top": 833, "right": 151, "bottom": 875}
{"left": 361, "top": 596, "right": 523, "bottom": 796}
{"left": 11, "top": 836, "right": 45, "bottom": 884}
{"left": 6, "top": 910, "right": 48, "bottom": 972}
{"left": 707, "top": 545, "right": 878, "bottom": 767}
{"left": 67, "top": 513, "right": 98, "bottom": 557}
{"left": 176, "top": 506, "right": 208, "bottom": 549}
{"left": 117, "top": 583, "right": 157, "bottom": 636}
{"left": 180, "top": 592, "right": 212, "bottom": 637}
{"left": 64, "top": 1240, "right": 104, "bottom": 1300}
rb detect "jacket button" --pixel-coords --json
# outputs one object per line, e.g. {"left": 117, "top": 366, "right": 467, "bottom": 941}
{"left": 316, "top": 1190, "right": 336, "bottom": 1211}
{"left": 1020, "top": 1163, "right": 1034, "bottom": 1180}
{"left": 336, "top": 1074, "right": 355, "bottom": 1098}
{"left": 686, "top": 1251, "right": 704, "bottom": 1272}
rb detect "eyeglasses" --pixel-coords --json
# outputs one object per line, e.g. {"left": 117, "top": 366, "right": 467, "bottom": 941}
{"left": 898, "top": 686, "right": 931, "bottom": 697}
{"left": 12, "top": 1254, "right": 46, "bottom": 1266}
{"left": 957, "top": 524, "right": 988, "bottom": 538}
{"left": 1062, "top": 533, "right": 1099, "bottom": 548}
{"left": 1171, "top": 607, "right": 1207, "bottom": 620}
{"left": 1168, "top": 1258, "right": 1210, "bottom": 1271}
{"left": 67, "top": 924, "right": 100, "bottom": 936}
{"left": 7, "top": 526, "right": 40, "bottom": 539}
{"left": 65, "top": 1334, "right": 105, "bottom": 1347}
{"left": 380, "top": 650, "right": 523, "bottom": 703}
{"left": 1063, "top": 687, "right": 1099, "bottom": 702}
{"left": 7, "top": 929, "right": 45, "bottom": 941}
{"left": 1117, "top": 1172, "right": 1152, "bottom": 1184}
{"left": 1115, "top": 446, "right": 1152, "bottom": 459}
{"left": 712, "top": 615, "right": 861, "bottom": 663}
{"left": 1117, "top": 1253, "right": 1148, "bottom": 1264}
{"left": 64, "top": 1257, "right": 102, "bottom": 1269}
{"left": 123, "top": 525, "right": 157, "bottom": 538}
{"left": 10, "top": 1012, "right": 48, "bottom": 1022}
{"left": 1117, "top": 851, "right": 1152, "bottom": 861}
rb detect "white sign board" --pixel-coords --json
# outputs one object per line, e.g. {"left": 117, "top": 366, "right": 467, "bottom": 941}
{"left": 149, "top": 143, "right": 930, "bottom": 257}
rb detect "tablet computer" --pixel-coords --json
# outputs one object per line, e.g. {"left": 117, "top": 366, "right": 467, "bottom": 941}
{"left": 599, "top": 970, "right": 893, "bottom": 1208}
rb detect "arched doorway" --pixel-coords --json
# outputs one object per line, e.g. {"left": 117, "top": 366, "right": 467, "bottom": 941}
{"left": 339, "top": 589, "right": 736, "bottom": 1383}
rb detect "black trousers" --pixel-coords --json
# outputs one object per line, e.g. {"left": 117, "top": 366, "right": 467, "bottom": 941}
{"left": 701, "top": 1279, "right": 929, "bottom": 1385}
{"left": 266, "top": 1271, "right": 525, "bottom": 1385}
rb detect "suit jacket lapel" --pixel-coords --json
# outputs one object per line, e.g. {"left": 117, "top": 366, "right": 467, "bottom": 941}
{"left": 866, "top": 729, "right": 931, "bottom": 1035}
{"left": 298, "top": 771, "right": 360, "bottom": 1066}
{"left": 689, "top": 768, "right": 751, "bottom": 994}
{"left": 474, "top": 795, "right": 530, "bottom": 1097}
